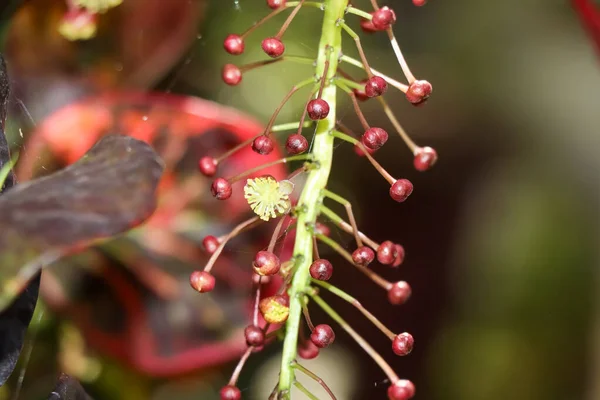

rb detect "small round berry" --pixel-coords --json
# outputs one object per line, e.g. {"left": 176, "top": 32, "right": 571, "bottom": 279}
{"left": 253, "top": 250, "right": 281, "bottom": 276}
{"left": 223, "top": 34, "right": 244, "bottom": 55}
{"left": 244, "top": 325, "right": 265, "bottom": 347}
{"left": 190, "top": 271, "right": 216, "bottom": 293}
{"left": 387, "top": 380, "right": 415, "bottom": 400}
{"left": 353, "top": 80, "right": 370, "bottom": 101}
{"left": 365, "top": 76, "right": 388, "bottom": 97}
{"left": 261, "top": 37, "right": 285, "bottom": 58}
{"left": 198, "top": 156, "right": 217, "bottom": 176}
{"left": 298, "top": 340, "right": 320, "bottom": 360}
{"left": 406, "top": 80, "right": 432, "bottom": 105}
{"left": 309, "top": 259, "right": 333, "bottom": 281}
{"left": 285, "top": 134, "right": 308, "bottom": 154}
{"left": 310, "top": 324, "right": 335, "bottom": 348}
{"left": 389, "top": 179, "right": 413, "bottom": 203}
{"left": 392, "top": 332, "right": 414, "bottom": 356}
{"left": 377, "top": 240, "right": 397, "bottom": 265}
{"left": 413, "top": 0, "right": 427, "bottom": 6}
{"left": 360, "top": 16, "right": 378, "bottom": 34}
{"left": 220, "top": 385, "right": 242, "bottom": 400}
{"left": 307, "top": 99, "right": 330, "bottom": 120}
{"left": 354, "top": 143, "right": 376, "bottom": 157}
{"left": 372, "top": 6, "right": 397, "bottom": 30}
{"left": 202, "top": 235, "right": 220, "bottom": 254}
{"left": 413, "top": 146, "right": 438, "bottom": 171}
{"left": 392, "top": 244, "right": 406, "bottom": 267}
{"left": 352, "top": 246, "right": 375, "bottom": 267}
{"left": 267, "top": 0, "right": 286, "bottom": 8}
{"left": 222, "top": 64, "right": 242, "bottom": 86}
{"left": 314, "top": 222, "right": 331, "bottom": 237}
{"left": 252, "top": 135, "right": 274, "bottom": 155}
{"left": 211, "top": 178, "right": 233, "bottom": 200}
{"left": 388, "top": 281, "right": 411, "bottom": 305}
{"left": 259, "top": 295, "right": 290, "bottom": 324}
{"left": 362, "top": 127, "right": 389, "bottom": 150}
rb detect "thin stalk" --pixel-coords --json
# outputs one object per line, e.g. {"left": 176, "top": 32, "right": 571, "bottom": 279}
{"left": 302, "top": 302, "right": 316, "bottom": 331}
{"left": 294, "top": 381, "right": 319, "bottom": 400}
{"left": 310, "top": 294, "right": 399, "bottom": 383}
{"left": 268, "top": 217, "right": 289, "bottom": 252}
{"left": 278, "top": 0, "right": 347, "bottom": 396}
{"left": 312, "top": 279, "right": 395, "bottom": 339}
{"left": 345, "top": 6, "right": 373, "bottom": 20}
{"left": 228, "top": 154, "right": 311, "bottom": 183}
{"left": 322, "top": 189, "right": 363, "bottom": 247}
{"left": 292, "top": 361, "right": 338, "bottom": 400}
{"left": 339, "top": 21, "right": 374, "bottom": 77}
{"left": 335, "top": 80, "right": 370, "bottom": 130}
{"left": 228, "top": 347, "right": 253, "bottom": 386}
{"left": 239, "top": 55, "right": 315, "bottom": 73}
{"left": 331, "top": 130, "right": 396, "bottom": 184}
{"left": 320, "top": 205, "right": 379, "bottom": 249}
{"left": 276, "top": 0, "right": 308, "bottom": 39}
{"left": 264, "top": 78, "right": 316, "bottom": 137}
{"left": 316, "top": 233, "right": 392, "bottom": 290}
{"left": 204, "top": 216, "right": 260, "bottom": 273}
{"left": 376, "top": 96, "right": 418, "bottom": 152}
{"left": 386, "top": 28, "right": 416, "bottom": 83}
{"left": 340, "top": 55, "right": 409, "bottom": 92}
{"left": 272, "top": 121, "right": 314, "bottom": 132}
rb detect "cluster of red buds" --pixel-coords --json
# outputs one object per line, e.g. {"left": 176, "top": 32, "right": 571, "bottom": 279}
{"left": 58, "top": 0, "right": 122, "bottom": 41}
{"left": 194, "top": 1, "right": 436, "bottom": 399}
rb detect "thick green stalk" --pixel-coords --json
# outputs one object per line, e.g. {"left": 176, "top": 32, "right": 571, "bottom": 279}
{"left": 278, "top": 0, "right": 348, "bottom": 396}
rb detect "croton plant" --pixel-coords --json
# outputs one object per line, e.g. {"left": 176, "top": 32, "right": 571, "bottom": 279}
{"left": 0, "top": 0, "right": 459, "bottom": 399}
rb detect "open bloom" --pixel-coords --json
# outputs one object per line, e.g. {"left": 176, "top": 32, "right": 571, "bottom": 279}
{"left": 244, "top": 177, "right": 293, "bottom": 221}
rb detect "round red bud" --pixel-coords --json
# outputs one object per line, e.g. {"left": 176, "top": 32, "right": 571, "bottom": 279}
{"left": 252, "top": 135, "right": 274, "bottom": 155}
{"left": 285, "top": 134, "right": 308, "bottom": 154}
{"left": 211, "top": 178, "right": 232, "bottom": 200}
{"left": 190, "top": 271, "right": 215, "bottom": 293}
{"left": 365, "top": 76, "right": 388, "bottom": 97}
{"left": 353, "top": 79, "right": 370, "bottom": 100}
{"left": 377, "top": 241, "right": 397, "bottom": 265}
{"left": 220, "top": 385, "right": 242, "bottom": 400}
{"left": 202, "top": 235, "right": 220, "bottom": 254}
{"left": 253, "top": 250, "right": 281, "bottom": 276}
{"left": 309, "top": 259, "right": 333, "bottom": 281}
{"left": 413, "top": 146, "right": 438, "bottom": 171}
{"left": 244, "top": 325, "right": 265, "bottom": 347}
{"left": 222, "top": 64, "right": 242, "bottom": 86}
{"left": 392, "top": 244, "right": 406, "bottom": 267}
{"left": 387, "top": 380, "right": 416, "bottom": 400}
{"left": 198, "top": 156, "right": 217, "bottom": 176}
{"left": 406, "top": 80, "right": 432, "bottom": 105}
{"left": 392, "top": 332, "right": 414, "bottom": 356}
{"left": 354, "top": 143, "right": 377, "bottom": 157}
{"left": 389, "top": 179, "right": 413, "bottom": 202}
{"left": 360, "top": 16, "right": 378, "bottom": 34}
{"left": 413, "top": 0, "right": 427, "bottom": 6}
{"left": 261, "top": 37, "right": 285, "bottom": 58}
{"left": 352, "top": 246, "right": 375, "bottom": 267}
{"left": 362, "top": 127, "right": 389, "bottom": 150}
{"left": 310, "top": 324, "right": 335, "bottom": 348}
{"left": 267, "top": 0, "right": 286, "bottom": 8}
{"left": 307, "top": 99, "right": 330, "bottom": 120}
{"left": 223, "top": 34, "right": 244, "bottom": 55}
{"left": 388, "top": 281, "right": 412, "bottom": 305}
{"left": 372, "top": 6, "right": 397, "bottom": 30}
{"left": 298, "top": 340, "right": 320, "bottom": 360}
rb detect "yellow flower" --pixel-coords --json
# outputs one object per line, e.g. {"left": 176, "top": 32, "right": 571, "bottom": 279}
{"left": 244, "top": 177, "right": 293, "bottom": 221}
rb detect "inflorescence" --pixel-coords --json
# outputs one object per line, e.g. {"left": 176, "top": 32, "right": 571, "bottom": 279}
{"left": 195, "top": 1, "right": 434, "bottom": 399}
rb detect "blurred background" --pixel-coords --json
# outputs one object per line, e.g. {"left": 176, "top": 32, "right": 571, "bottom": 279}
{"left": 0, "top": 0, "right": 598, "bottom": 399}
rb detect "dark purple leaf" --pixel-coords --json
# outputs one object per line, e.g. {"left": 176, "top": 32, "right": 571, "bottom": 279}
{"left": 0, "top": 52, "right": 39, "bottom": 387}
{"left": 46, "top": 373, "right": 93, "bottom": 400}
{"left": 0, "top": 134, "right": 164, "bottom": 312}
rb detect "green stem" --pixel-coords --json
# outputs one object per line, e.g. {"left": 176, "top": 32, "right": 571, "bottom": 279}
{"left": 278, "top": 0, "right": 348, "bottom": 397}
